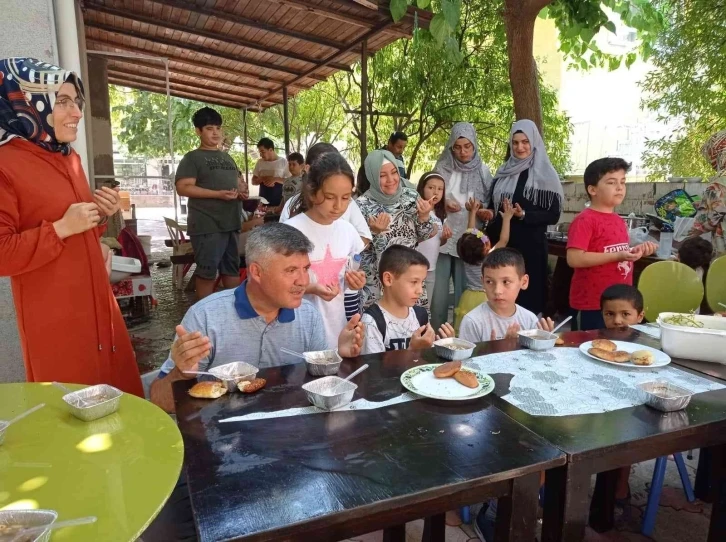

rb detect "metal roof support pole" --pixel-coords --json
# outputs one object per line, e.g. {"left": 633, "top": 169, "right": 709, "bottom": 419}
{"left": 360, "top": 39, "right": 368, "bottom": 164}
{"left": 242, "top": 108, "right": 249, "bottom": 183}
{"left": 282, "top": 86, "right": 290, "bottom": 156}
{"left": 164, "top": 58, "right": 178, "bottom": 223}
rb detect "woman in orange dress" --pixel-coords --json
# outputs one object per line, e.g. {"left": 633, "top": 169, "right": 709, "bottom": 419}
{"left": 0, "top": 57, "right": 143, "bottom": 396}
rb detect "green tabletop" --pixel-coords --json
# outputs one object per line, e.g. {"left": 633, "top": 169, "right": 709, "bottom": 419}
{"left": 0, "top": 383, "right": 183, "bottom": 541}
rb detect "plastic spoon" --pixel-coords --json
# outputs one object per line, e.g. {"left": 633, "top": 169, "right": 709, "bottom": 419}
{"left": 5, "top": 403, "right": 45, "bottom": 427}
{"left": 52, "top": 382, "right": 89, "bottom": 406}
{"left": 7, "top": 515, "right": 97, "bottom": 541}
{"left": 331, "top": 364, "right": 369, "bottom": 394}
{"left": 719, "top": 303, "right": 726, "bottom": 310}
{"left": 551, "top": 315, "right": 573, "bottom": 335}
{"left": 280, "top": 347, "right": 307, "bottom": 360}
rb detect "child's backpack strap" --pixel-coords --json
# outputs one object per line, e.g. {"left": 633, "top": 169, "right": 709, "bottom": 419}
{"left": 413, "top": 305, "right": 429, "bottom": 328}
{"left": 364, "top": 304, "right": 387, "bottom": 342}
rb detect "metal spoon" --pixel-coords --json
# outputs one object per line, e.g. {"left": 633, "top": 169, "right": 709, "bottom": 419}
{"left": 719, "top": 302, "right": 726, "bottom": 310}
{"left": 6, "top": 515, "right": 96, "bottom": 541}
{"left": 280, "top": 347, "right": 307, "bottom": 360}
{"left": 5, "top": 403, "right": 45, "bottom": 427}
{"left": 331, "top": 364, "right": 369, "bottom": 394}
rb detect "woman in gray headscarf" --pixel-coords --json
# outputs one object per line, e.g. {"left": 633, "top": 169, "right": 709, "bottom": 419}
{"left": 487, "top": 119, "right": 563, "bottom": 315}
{"left": 357, "top": 149, "right": 435, "bottom": 308}
{"left": 430, "top": 122, "right": 494, "bottom": 330}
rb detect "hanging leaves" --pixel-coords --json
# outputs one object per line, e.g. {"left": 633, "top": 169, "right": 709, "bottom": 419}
{"left": 390, "top": 0, "right": 409, "bottom": 22}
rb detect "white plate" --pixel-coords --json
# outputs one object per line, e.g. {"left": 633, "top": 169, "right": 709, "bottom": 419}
{"left": 579, "top": 341, "right": 671, "bottom": 368}
{"left": 400, "top": 364, "right": 494, "bottom": 401}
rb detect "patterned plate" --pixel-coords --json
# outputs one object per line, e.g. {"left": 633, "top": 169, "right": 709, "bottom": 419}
{"left": 400, "top": 364, "right": 495, "bottom": 401}
{"left": 579, "top": 341, "right": 671, "bottom": 368}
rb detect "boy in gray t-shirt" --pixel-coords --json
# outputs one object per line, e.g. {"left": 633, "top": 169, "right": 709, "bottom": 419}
{"left": 175, "top": 107, "right": 242, "bottom": 299}
{"left": 459, "top": 248, "right": 554, "bottom": 342}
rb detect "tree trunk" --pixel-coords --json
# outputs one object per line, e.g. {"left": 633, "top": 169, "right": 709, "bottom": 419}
{"left": 503, "top": 0, "right": 548, "bottom": 134}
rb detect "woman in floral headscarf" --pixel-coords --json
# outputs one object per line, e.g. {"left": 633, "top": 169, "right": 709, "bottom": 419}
{"left": 0, "top": 58, "right": 143, "bottom": 396}
{"left": 356, "top": 149, "right": 435, "bottom": 308}
{"left": 689, "top": 130, "right": 726, "bottom": 257}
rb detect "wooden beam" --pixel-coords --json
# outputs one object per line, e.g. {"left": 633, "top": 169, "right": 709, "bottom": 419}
{"left": 85, "top": 38, "right": 289, "bottom": 91}
{"left": 256, "top": 18, "right": 395, "bottom": 106}
{"left": 108, "top": 77, "right": 249, "bottom": 109}
{"left": 352, "top": 0, "right": 379, "bottom": 9}
{"left": 105, "top": 57, "right": 270, "bottom": 97}
{"left": 360, "top": 39, "right": 368, "bottom": 164}
{"left": 84, "top": 20, "right": 328, "bottom": 81}
{"left": 107, "top": 65, "right": 277, "bottom": 104}
{"left": 144, "top": 0, "right": 350, "bottom": 52}
{"left": 283, "top": 86, "right": 290, "bottom": 156}
{"left": 84, "top": 2, "right": 353, "bottom": 72}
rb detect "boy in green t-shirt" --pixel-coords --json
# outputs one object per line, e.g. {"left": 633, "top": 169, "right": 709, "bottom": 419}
{"left": 175, "top": 107, "right": 242, "bottom": 299}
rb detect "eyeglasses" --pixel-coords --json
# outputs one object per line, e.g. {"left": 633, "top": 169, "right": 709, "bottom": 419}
{"left": 54, "top": 97, "right": 85, "bottom": 112}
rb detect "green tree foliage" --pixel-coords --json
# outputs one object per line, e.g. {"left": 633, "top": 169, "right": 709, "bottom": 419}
{"left": 350, "top": 0, "right": 571, "bottom": 175}
{"left": 640, "top": 0, "right": 725, "bottom": 179}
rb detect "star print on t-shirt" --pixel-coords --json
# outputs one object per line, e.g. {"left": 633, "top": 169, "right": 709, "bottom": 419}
{"left": 309, "top": 244, "right": 348, "bottom": 286}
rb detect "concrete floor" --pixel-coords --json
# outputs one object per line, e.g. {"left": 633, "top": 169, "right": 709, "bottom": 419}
{"left": 129, "top": 209, "right": 713, "bottom": 542}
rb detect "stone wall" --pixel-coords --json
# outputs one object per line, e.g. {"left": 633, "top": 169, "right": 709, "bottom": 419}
{"left": 559, "top": 181, "right": 708, "bottom": 224}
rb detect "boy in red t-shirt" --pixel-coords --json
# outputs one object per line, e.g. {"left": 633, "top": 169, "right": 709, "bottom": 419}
{"left": 566, "top": 158, "right": 658, "bottom": 330}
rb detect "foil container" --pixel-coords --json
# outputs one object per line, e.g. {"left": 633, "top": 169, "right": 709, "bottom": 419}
{"left": 62, "top": 384, "right": 122, "bottom": 422}
{"left": 304, "top": 350, "right": 342, "bottom": 376}
{"left": 302, "top": 376, "right": 357, "bottom": 410}
{"left": 0, "top": 421, "right": 7, "bottom": 446}
{"left": 518, "top": 329, "right": 557, "bottom": 351}
{"left": 433, "top": 338, "right": 476, "bottom": 361}
{"left": 637, "top": 380, "right": 693, "bottom": 412}
{"left": 0, "top": 509, "right": 57, "bottom": 542}
{"left": 208, "top": 362, "right": 258, "bottom": 392}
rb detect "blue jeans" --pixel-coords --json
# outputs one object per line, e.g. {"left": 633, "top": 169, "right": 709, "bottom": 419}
{"left": 430, "top": 254, "right": 467, "bottom": 330}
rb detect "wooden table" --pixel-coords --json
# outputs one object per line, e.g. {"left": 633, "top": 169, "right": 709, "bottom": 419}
{"left": 458, "top": 328, "right": 726, "bottom": 542}
{"left": 173, "top": 353, "right": 566, "bottom": 542}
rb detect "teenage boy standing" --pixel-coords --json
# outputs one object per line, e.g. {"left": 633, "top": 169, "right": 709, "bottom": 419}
{"left": 175, "top": 107, "right": 241, "bottom": 300}
{"left": 252, "top": 137, "right": 288, "bottom": 207}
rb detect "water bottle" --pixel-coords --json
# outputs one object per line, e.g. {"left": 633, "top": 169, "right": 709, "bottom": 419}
{"left": 347, "top": 254, "right": 362, "bottom": 272}
{"left": 657, "top": 232, "right": 674, "bottom": 259}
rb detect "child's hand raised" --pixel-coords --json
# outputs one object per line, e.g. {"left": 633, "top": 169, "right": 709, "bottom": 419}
{"left": 490, "top": 323, "right": 521, "bottom": 341}
{"left": 441, "top": 223, "right": 453, "bottom": 242}
{"left": 344, "top": 270, "right": 366, "bottom": 291}
{"left": 476, "top": 208, "right": 494, "bottom": 222}
{"left": 410, "top": 323, "right": 436, "bottom": 350}
{"left": 338, "top": 314, "right": 365, "bottom": 358}
{"left": 537, "top": 317, "right": 555, "bottom": 333}
{"left": 416, "top": 197, "right": 435, "bottom": 220}
{"left": 500, "top": 199, "right": 516, "bottom": 220}
{"left": 310, "top": 282, "right": 340, "bottom": 302}
{"left": 465, "top": 197, "right": 482, "bottom": 214}
{"left": 436, "top": 322, "right": 456, "bottom": 340}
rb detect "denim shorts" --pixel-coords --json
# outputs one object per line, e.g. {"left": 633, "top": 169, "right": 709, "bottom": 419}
{"left": 190, "top": 232, "right": 239, "bottom": 280}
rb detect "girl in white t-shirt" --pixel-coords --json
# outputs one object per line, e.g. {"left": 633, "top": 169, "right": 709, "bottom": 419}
{"left": 415, "top": 172, "right": 452, "bottom": 303}
{"left": 286, "top": 153, "right": 367, "bottom": 349}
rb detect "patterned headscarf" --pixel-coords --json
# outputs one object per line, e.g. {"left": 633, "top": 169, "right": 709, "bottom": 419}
{"left": 434, "top": 122, "right": 488, "bottom": 194}
{"left": 363, "top": 149, "right": 403, "bottom": 206}
{"left": 0, "top": 57, "right": 84, "bottom": 155}
{"left": 492, "top": 119, "right": 563, "bottom": 211}
{"left": 702, "top": 129, "right": 726, "bottom": 175}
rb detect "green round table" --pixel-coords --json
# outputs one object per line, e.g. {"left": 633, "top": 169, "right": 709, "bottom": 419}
{"left": 0, "top": 383, "right": 183, "bottom": 541}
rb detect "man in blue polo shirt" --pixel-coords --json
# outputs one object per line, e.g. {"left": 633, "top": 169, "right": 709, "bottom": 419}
{"left": 150, "top": 223, "right": 365, "bottom": 413}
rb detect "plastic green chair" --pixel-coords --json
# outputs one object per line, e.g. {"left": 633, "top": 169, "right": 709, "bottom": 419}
{"left": 706, "top": 255, "right": 726, "bottom": 312}
{"left": 638, "top": 261, "right": 704, "bottom": 322}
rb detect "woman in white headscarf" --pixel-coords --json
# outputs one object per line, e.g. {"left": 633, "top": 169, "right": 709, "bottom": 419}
{"left": 357, "top": 149, "right": 435, "bottom": 308}
{"left": 430, "top": 122, "right": 494, "bottom": 330}
{"left": 487, "top": 119, "right": 563, "bottom": 315}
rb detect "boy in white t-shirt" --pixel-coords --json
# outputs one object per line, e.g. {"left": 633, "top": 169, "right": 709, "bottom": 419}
{"left": 362, "top": 245, "right": 455, "bottom": 354}
{"left": 251, "top": 137, "right": 288, "bottom": 207}
{"left": 459, "top": 248, "right": 554, "bottom": 342}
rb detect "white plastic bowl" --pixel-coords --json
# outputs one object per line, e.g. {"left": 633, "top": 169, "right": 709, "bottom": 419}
{"left": 657, "top": 313, "right": 726, "bottom": 364}
{"left": 110, "top": 256, "right": 141, "bottom": 283}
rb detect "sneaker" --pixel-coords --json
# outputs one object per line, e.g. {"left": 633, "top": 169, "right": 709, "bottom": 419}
{"left": 473, "top": 500, "right": 496, "bottom": 542}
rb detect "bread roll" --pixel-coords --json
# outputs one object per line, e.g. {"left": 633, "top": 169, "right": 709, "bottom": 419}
{"left": 189, "top": 381, "right": 227, "bottom": 399}
{"left": 592, "top": 339, "right": 617, "bottom": 352}
{"left": 453, "top": 370, "right": 479, "bottom": 389}
{"left": 238, "top": 378, "right": 266, "bottom": 393}
{"left": 631, "top": 350, "right": 655, "bottom": 366}
{"left": 433, "top": 360, "right": 462, "bottom": 378}
{"left": 588, "top": 348, "right": 631, "bottom": 363}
